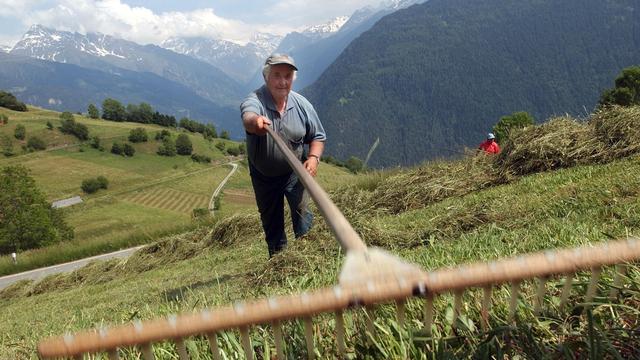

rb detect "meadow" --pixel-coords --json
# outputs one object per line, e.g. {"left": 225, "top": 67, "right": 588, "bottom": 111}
{"left": 1, "top": 106, "right": 639, "bottom": 358}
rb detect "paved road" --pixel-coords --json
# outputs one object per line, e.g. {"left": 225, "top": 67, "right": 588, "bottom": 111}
{"left": 0, "top": 245, "right": 145, "bottom": 291}
{"left": 209, "top": 162, "right": 239, "bottom": 215}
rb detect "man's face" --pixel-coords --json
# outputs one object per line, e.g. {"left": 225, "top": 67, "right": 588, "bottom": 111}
{"left": 266, "top": 64, "right": 295, "bottom": 101}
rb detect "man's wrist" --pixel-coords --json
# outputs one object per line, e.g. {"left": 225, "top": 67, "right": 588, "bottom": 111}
{"left": 308, "top": 154, "right": 320, "bottom": 164}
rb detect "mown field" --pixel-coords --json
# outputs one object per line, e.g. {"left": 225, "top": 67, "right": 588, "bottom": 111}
{"left": 1, "top": 106, "right": 638, "bottom": 359}
{"left": 0, "top": 106, "right": 251, "bottom": 275}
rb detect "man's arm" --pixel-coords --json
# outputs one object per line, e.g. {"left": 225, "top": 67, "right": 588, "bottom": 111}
{"left": 304, "top": 140, "right": 325, "bottom": 177}
{"left": 242, "top": 111, "right": 271, "bottom": 136}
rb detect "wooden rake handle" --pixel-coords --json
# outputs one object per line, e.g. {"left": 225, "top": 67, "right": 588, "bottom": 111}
{"left": 264, "top": 126, "right": 367, "bottom": 253}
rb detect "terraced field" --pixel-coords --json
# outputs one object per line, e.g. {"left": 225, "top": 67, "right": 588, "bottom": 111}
{"left": 120, "top": 187, "right": 209, "bottom": 213}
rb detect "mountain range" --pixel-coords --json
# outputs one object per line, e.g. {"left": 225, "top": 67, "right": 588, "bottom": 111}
{"left": 304, "top": 0, "right": 640, "bottom": 167}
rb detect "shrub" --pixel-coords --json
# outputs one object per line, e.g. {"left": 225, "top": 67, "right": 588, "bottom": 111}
{"left": 123, "top": 143, "right": 135, "bottom": 157}
{"left": 345, "top": 156, "right": 364, "bottom": 173}
{"left": 60, "top": 118, "right": 89, "bottom": 140}
{"left": 192, "top": 208, "right": 209, "bottom": 219}
{"left": 128, "top": 128, "right": 148, "bottom": 143}
{"left": 96, "top": 176, "right": 109, "bottom": 189}
{"left": 176, "top": 133, "right": 193, "bottom": 155}
{"left": 111, "top": 142, "right": 123, "bottom": 155}
{"left": 59, "top": 111, "right": 74, "bottom": 122}
{"left": 157, "top": 137, "right": 176, "bottom": 156}
{"left": 1, "top": 114, "right": 9, "bottom": 124}
{"left": 226, "top": 146, "right": 240, "bottom": 156}
{"left": 14, "top": 124, "right": 25, "bottom": 140}
{"left": 89, "top": 135, "right": 101, "bottom": 149}
{"left": 155, "top": 130, "right": 171, "bottom": 141}
{"left": 1, "top": 135, "right": 14, "bottom": 157}
{"left": 238, "top": 142, "right": 246, "bottom": 154}
{"left": 0, "top": 91, "right": 27, "bottom": 111}
{"left": 220, "top": 130, "right": 230, "bottom": 140}
{"left": 26, "top": 136, "right": 46, "bottom": 151}
{"left": 81, "top": 178, "right": 101, "bottom": 194}
{"left": 215, "top": 142, "right": 226, "bottom": 151}
{"left": 46, "top": 121, "right": 53, "bottom": 130}
{"left": 191, "top": 153, "right": 211, "bottom": 164}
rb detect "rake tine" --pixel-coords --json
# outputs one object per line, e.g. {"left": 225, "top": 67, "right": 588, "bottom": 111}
{"left": 273, "top": 321, "right": 285, "bottom": 360}
{"left": 509, "top": 281, "right": 521, "bottom": 322}
{"left": 396, "top": 300, "right": 406, "bottom": 328}
{"left": 424, "top": 294, "right": 434, "bottom": 336}
{"left": 535, "top": 277, "right": 548, "bottom": 315}
{"left": 559, "top": 273, "right": 574, "bottom": 308}
{"left": 303, "top": 317, "right": 315, "bottom": 359}
{"left": 108, "top": 348, "right": 120, "bottom": 360}
{"left": 451, "top": 290, "right": 463, "bottom": 333}
{"left": 175, "top": 338, "right": 189, "bottom": 360}
{"left": 335, "top": 310, "right": 346, "bottom": 358}
{"left": 584, "top": 267, "right": 602, "bottom": 309}
{"left": 140, "top": 343, "right": 154, "bottom": 360}
{"left": 481, "top": 286, "right": 492, "bottom": 332}
{"left": 206, "top": 333, "right": 222, "bottom": 360}
{"left": 240, "top": 326, "right": 254, "bottom": 360}
{"left": 609, "top": 264, "right": 627, "bottom": 299}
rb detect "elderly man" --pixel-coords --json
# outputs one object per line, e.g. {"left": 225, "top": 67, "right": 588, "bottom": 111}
{"left": 240, "top": 54, "right": 326, "bottom": 257}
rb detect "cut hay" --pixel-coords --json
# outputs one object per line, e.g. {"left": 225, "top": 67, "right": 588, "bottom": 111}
{"left": 496, "top": 116, "right": 605, "bottom": 176}
{"left": 591, "top": 105, "right": 640, "bottom": 160}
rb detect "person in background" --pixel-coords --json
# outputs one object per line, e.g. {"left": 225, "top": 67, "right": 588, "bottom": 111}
{"left": 240, "top": 54, "right": 326, "bottom": 257}
{"left": 478, "top": 133, "right": 501, "bottom": 154}
{"left": 11, "top": 252, "right": 17, "bottom": 265}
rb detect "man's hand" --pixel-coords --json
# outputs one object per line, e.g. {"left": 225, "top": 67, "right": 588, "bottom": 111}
{"left": 242, "top": 112, "right": 271, "bottom": 135}
{"left": 304, "top": 156, "right": 319, "bottom": 177}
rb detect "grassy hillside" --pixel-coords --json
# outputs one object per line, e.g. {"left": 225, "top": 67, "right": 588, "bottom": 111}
{"left": 1, "top": 106, "right": 638, "bottom": 358}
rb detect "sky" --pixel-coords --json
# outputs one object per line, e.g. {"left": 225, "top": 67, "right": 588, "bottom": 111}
{"left": 0, "top": 0, "right": 389, "bottom": 47}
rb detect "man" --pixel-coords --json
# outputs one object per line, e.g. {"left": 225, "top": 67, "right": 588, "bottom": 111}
{"left": 478, "top": 133, "right": 501, "bottom": 154}
{"left": 240, "top": 54, "right": 326, "bottom": 257}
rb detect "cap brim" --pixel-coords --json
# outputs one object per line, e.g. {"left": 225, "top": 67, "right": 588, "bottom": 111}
{"left": 270, "top": 61, "right": 298, "bottom": 71}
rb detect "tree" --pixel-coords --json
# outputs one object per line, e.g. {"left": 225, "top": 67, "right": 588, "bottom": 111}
{"left": 90, "top": 135, "right": 101, "bottom": 149}
{"left": 203, "top": 124, "right": 217, "bottom": 140}
{"left": 14, "top": 124, "right": 25, "bottom": 140}
{"left": 155, "top": 129, "right": 171, "bottom": 141}
{"left": 0, "top": 165, "right": 73, "bottom": 253}
{"left": 492, "top": 111, "right": 534, "bottom": 143}
{"left": 102, "top": 98, "right": 126, "bottom": 121}
{"left": 128, "top": 128, "right": 148, "bottom": 143}
{"left": 82, "top": 176, "right": 109, "bottom": 194}
{"left": 220, "top": 130, "right": 230, "bottom": 140}
{"left": 87, "top": 104, "right": 100, "bottom": 119}
{"left": 157, "top": 137, "right": 177, "bottom": 156}
{"left": 27, "top": 136, "right": 46, "bottom": 151}
{"left": 599, "top": 66, "right": 640, "bottom": 107}
{"left": 0, "top": 91, "right": 27, "bottom": 111}
{"left": 175, "top": 133, "right": 193, "bottom": 155}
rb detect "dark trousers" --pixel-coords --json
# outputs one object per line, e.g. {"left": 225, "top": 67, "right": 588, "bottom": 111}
{"left": 250, "top": 163, "right": 313, "bottom": 257}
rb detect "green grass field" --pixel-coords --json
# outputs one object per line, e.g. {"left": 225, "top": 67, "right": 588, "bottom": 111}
{"left": 0, "top": 106, "right": 356, "bottom": 276}
{"left": 1, "top": 141, "right": 639, "bottom": 358}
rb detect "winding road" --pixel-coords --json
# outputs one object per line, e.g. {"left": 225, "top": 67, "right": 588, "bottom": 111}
{"left": 0, "top": 162, "right": 240, "bottom": 291}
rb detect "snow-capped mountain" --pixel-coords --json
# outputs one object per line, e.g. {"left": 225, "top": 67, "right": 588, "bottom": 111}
{"left": 10, "top": 25, "right": 244, "bottom": 107}
{"left": 161, "top": 32, "right": 282, "bottom": 84}
{"left": 301, "top": 16, "right": 349, "bottom": 39}
{"left": 0, "top": 45, "right": 11, "bottom": 53}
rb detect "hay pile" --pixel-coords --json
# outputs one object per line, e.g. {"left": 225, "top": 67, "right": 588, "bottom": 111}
{"left": 591, "top": 105, "right": 640, "bottom": 160}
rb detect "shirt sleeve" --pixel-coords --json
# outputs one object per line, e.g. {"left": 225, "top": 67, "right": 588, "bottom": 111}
{"left": 302, "top": 100, "right": 326, "bottom": 143}
{"left": 240, "top": 93, "right": 264, "bottom": 116}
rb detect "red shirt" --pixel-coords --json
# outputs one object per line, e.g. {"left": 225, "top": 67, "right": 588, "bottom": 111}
{"left": 479, "top": 140, "right": 500, "bottom": 154}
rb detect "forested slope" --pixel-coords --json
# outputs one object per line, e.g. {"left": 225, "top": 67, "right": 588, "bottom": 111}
{"left": 305, "top": 0, "right": 640, "bottom": 167}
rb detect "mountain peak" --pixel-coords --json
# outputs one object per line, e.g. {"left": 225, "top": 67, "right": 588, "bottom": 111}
{"left": 302, "top": 16, "right": 350, "bottom": 38}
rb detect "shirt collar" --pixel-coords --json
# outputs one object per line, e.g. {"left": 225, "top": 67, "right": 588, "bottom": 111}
{"left": 260, "top": 85, "right": 294, "bottom": 112}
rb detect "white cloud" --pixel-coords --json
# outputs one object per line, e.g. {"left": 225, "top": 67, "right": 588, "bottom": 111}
{"left": 16, "top": 0, "right": 298, "bottom": 45}
{"left": 1, "top": 0, "right": 387, "bottom": 45}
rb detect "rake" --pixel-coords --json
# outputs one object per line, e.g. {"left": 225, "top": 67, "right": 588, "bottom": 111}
{"left": 38, "top": 127, "right": 640, "bottom": 359}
